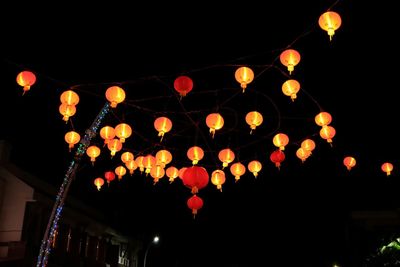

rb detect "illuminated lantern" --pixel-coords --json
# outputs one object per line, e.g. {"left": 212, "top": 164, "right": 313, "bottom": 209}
{"left": 154, "top": 117, "right": 172, "bottom": 142}
{"left": 319, "top": 11, "right": 342, "bottom": 41}
{"left": 218, "top": 148, "right": 235, "bottom": 168}
{"left": 273, "top": 133, "right": 289, "bottom": 151}
{"left": 93, "top": 177, "right": 104, "bottom": 191}
{"left": 86, "top": 145, "right": 101, "bottom": 165}
{"left": 248, "top": 160, "right": 262, "bottom": 178}
{"left": 315, "top": 112, "right": 332, "bottom": 126}
{"left": 182, "top": 166, "right": 209, "bottom": 194}
{"left": 115, "top": 166, "right": 127, "bottom": 180}
{"left": 178, "top": 167, "right": 188, "bottom": 180}
{"left": 280, "top": 49, "right": 301, "bottom": 75}
{"left": 143, "top": 154, "right": 156, "bottom": 175}
{"left": 125, "top": 160, "right": 138, "bottom": 175}
{"left": 187, "top": 146, "right": 204, "bottom": 165}
{"left": 114, "top": 123, "right": 132, "bottom": 143}
{"left": 211, "top": 170, "right": 226, "bottom": 191}
{"left": 301, "top": 139, "right": 316, "bottom": 153}
{"left": 107, "top": 138, "right": 122, "bottom": 157}
{"left": 16, "top": 71, "right": 36, "bottom": 94}
{"left": 135, "top": 156, "right": 145, "bottom": 173}
{"left": 100, "top": 126, "right": 115, "bottom": 145}
{"left": 60, "top": 90, "right": 79, "bottom": 106}
{"left": 319, "top": 125, "right": 336, "bottom": 144}
{"left": 381, "top": 162, "right": 393, "bottom": 176}
{"left": 156, "top": 149, "right": 173, "bottom": 168}
{"left": 150, "top": 165, "right": 165, "bottom": 184}
{"left": 234, "top": 66, "right": 254, "bottom": 92}
{"left": 245, "top": 111, "right": 263, "bottom": 134}
{"left": 105, "top": 86, "right": 125, "bottom": 108}
{"left": 230, "top": 162, "right": 246, "bottom": 182}
{"left": 166, "top": 166, "right": 179, "bottom": 183}
{"left": 64, "top": 131, "right": 80, "bottom": 151}
{"left": 296, "top": 147, "right": 311, "bottom": 163}
{"left": 104, "top": 171, "right": 115, "bottom": 185}
{"left": 282, "top": 79, "right": 300, "bottom": 101}
{"left": 174, "top": 76, "right": 193, "bottom": 97}
{"left": 187, "top": 195, "right": 203, "bottom": 218}
{"left": 59, "top": 103, "right": 76, "bottom": 123}
{"left": 343, "top": 156, "right": 356, "bottom": 171}
{"left": 270, "top": 150, "right": 285, "bottom": 169}
{"left": 206, "top": 113, "right": 224, "bottom": 138}
{"left": 121, "top": 151, "right": 134, "bottom": 164}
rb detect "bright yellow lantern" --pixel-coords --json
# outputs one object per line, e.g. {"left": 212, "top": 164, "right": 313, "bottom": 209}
{"left": 282, "top": 79, "right": 300, "bottom": 101}
{"left": 156, "top": 149, "right": 173, "bottom": 168}
{"left": 273, "top": 133, "right": 289, "bottom": 150}
{"left": 100, "top": 126, "right": 115, "bottom": 145}
{"left": 218, "top": 148, "right": 235, "bottom": 168}
{"left": 319, "top": 11, "right": 342, "bottom": 41}
{"left": 230, "top": 162, "right": 246, "bottom": 182}
{"left": 86, "top": 145, "right": 101, "bottom": 165}
{"left": 234, "top": 66, "right": 254, "bottom": 92}
{"left": 105, "top": 86, "right": 125, "bottom": 108}
{"left": 206, "top": 113, "right": 224, "bottom": 138}
{"left": 315, "top": 112, "right": 332, "bottom": 126}
{"left": 166, "top": 166, "right": 179, "bottom": 183}
{"left": 187, "top": 146, "right": 204, "bottom": 165}
{"left": 154, "top": 117, "right": 172, "bottom": 142}
{"left": 59, "top": 103, "right": 76, "bottom": 123}
{"left": 93, "top": 177, "right": 104, "bottom": 191}
{"left": 280, "top": 49, "right": 301, "bottom": 75}
{"left": 64, "top": 131, "right": 80, "bottom": 151}
{"left": 245, "top": 111, "right": 263, "bottom": 134}
{"left": 115, "top": 166, "right": 127, "bottom": 180}
{"left": 60, "top": 90, "right": 80, "bottom": 106}
{"left": 211, "top": 170, "right": 226, "bottom": 192}
{"left": 248, "top": 160, "right": 262, "bottom": 178}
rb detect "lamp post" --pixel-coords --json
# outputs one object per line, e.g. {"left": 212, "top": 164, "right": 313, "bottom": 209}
{"left": 143, "top": 235, "right": 159, "bottom": 267}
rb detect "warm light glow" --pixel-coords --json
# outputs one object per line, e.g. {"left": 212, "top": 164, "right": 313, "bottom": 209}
{"left": 280, "top": 49, "right": 301, "bottom": 74}
{"left": 301, "top": 139, "right": 316, "bottom": 153}
{"left": 319, "top": 125, "right": 336, "bottom": 144}
{"left": 218, "top": 148, "right": 235, "bottom": 168}
{"left": 282, "top": 79, "right": 300, "bottom": 101}
{"left": 174, "top": 76, "right": 194, "bottom": 97}
{"left": 154, "top": 117, "right": 172, "bottom": 142}
{"left": 206, "top": 113, "right": 224, "bottom": 138}
{"left": 107, "top": 138, "right": 123, "bottom": 157}
{"left": 296, "top": 147, "right": 311, "bottom": 163}
{"left": 105, "top": 86, "right": 125, "bottom": 108}
{"left": 64, "top": 131, "right": 80, "bottom": 151}
{"left": 230, "top": 162, "right": 246, "bottom": 182}
{"left": 166, "top": 166, "right": 179, "bottom": 183}
{"left": 86, "top": 145, "right": 101, "bottom": 164}
{"left": 343, "top": 156, "right": 356, "bottom": 171}
{"left": 187, "top": 146, "right": 204, "bottom": 165}
{"left": 121, "top": 151, "right": 134, "bottom": 163}
{"left": 273, "top": 133, "right": 289, "bottom": 150}
{"left": 150, "top": 165, "right": 165, "bottom": 184}
{"left": 100, "top": 126, "right": 115, "bottom": 145}
{"left": 315, "top": 111, "right": 332, "bottom": 126}
{"left": 143, "top": 154, "right": 156, "bottom": 174}
{"left": 59, "top": 103, "right": 76, "bottom": 123}
{"left": 94, "top": 177, "right": 104, "bottom": 191}
{"left": 211, "top": 170, "right": 226, "bottom": 191}
{"left": 381, "top": 162, "right": 393, "bottom": 176}
{"left": 235, "top": 66, "right": 254, "bottom": 92}
{"left": 155, "top": 149, "right": 173, "bottom": 168}
{"left": 114, "top": 123, "right": 132, "bottom": 143}
{"left": 135, "top": 156, "right": 145, "bottom": 173}
{"left": 125, "top": 160, "right": 138, "bottom": 175}
{"left": 178, "top": 167, "right": 188, "bottom": 180}
{"left": 115, "top": 166, "right": 127, "bottom": 180}
{"left": 187, "top": 194, "right": 203, "bottom": 218}
{"left": 60, "top": 90, "right": 80, "bottom": 106}
{"left": 248, "top": 160, "right": 262, "bottom": 178}
{"left": 16, "top": 71, "right": 36, "bottom": 94}
{"left": 245, "top": 111, "right": 263, "bottom": 133}
{"left": 319, "top": 11, "right": 342, "bottom": 41}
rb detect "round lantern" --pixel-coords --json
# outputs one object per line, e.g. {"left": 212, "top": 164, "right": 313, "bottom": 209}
{"left": 100, "top": 126, "right": 115, "bottom": 145}
{"left": 343, "top": 156, "right": 356, "bottom": 171}
{"left": 125, "top": 160, "right": 138, "bottom": 175}
{"left": 381, "top": 162, "right": 393, "bottom": 176}
{"left": 245, "top": 111, "right": 263, "bottom": 134}
{"left": 319, "top": 11, "right": 342, "bottom": 41}
{"left": 218, "top": 148, "right": 235, "bottom": 168}
{"left": 105, "top": 86, "right": 125, "bottom": 108}
{"left": 315, "top": 112, "right": 332, "bottom": 126}
{"left": 104, "top": 171, "right": 116, "bottom": 185}
{"left": 150, "top": 165, "right": 165, "bottom": 184}
{"left": 301, "top": 139, "right": 316, "bottom": 153}
{"left": 230, "top": 162, "right": 246, "bottom": 182}
{"left": 273, "top": 133, "right": 289, "bottom": 151}
{"left": 206, "top": 113, "right": 224, "bottom": 138}
{"left": 156, "top": 149, "right": 172, "bottom": 168}
{"left": 211, "top": 170, "right": 226, "bottom": 191}
{"left": 121, "top": 151, "right": 134, "bottom": 164}
{"left": 135, "top": 156, "right": 145, "bottom": 173}
{"left": 282, "top": 79, "right": 300, "bottom": 101}
{"left": 143, "top": 154, "right": 156, "bottom": 175}
{"left": 59, "top": 103, "right": 77, "bottom": 123}
{"left": 270, "top": 150, "right": 285, "bottom": 169}
{"left": 187, "top": 146, "right": 204, "bottom": 165}
{"left": 115, "top": 166, "right": 127, "bottom": 180}
{"left": 234, "top": 66, "right": 254, "bottom": 92}
{"left": 86, "top": 145, "right": 101, "bottom": 165}
{"left": 178, "top": 167, "right": 188, "bottom": 180}
{"left": 60, "top": 90, "right": 80, "bottom": 106}
{"left": 64, "top": 131, "right": 80, "bottom": 151}
{"left": 114, "top": 123, "right": 132, "bottom": 143}
{"left": 296, "top": 147, "right": 311, "bottom": 163}
{"left": 182, "top": 166, "right": 209, "bottom": 194}
{"left": 154, "top": 117, "right": 172, "bottom": 142}
{"left": 174, "top": 76, "right": 193, "bottom": 97}
{"left": 248, "top": 160, "right": 262, "bottom": 178}
{"left": 319, "top": 125, "right": 336, "bottom": 144}
{"left": 280, "top": 49, "right": 301, "bottom": 75}
{"left": 93, "top": 177, "right": 104, "bottom": 191}
{"left": 166, "top": 166, "right": 179, "bottom": 183}
{"left": 107, "top": 138, "right": 123, "bottom": 157}
{"left": 16, "top": 71, "right": 36, "bottom": 94}
{"left": 187, "top": 195, "right": 203, "bottom": 218}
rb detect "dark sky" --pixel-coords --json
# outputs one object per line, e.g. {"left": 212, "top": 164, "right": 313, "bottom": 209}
{"left": 1, "top": 1, "right": 400, "bottom": 266}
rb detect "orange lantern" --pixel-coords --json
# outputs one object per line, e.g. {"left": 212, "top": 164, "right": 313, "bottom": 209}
{"left": 296, "top": 147, "right": 311, "bottom": 163}
{"left": 270, "top": 150, "right": 285, "bottom": 169}
{"left": 154, "top": 117, "right": 172, "bottom": 142}
{"left": 211, "top": 170, "right": 226, "bottom": 191}
{"left": 156, "top": 149, "right": 173, "bottom": 168}
{"left": 178, "top": 167, "right": 188, "bottom": 180}
{"left": 230, "top": 162, "right": 246, "bottom": 182}
{"left": 245, "top": 111, "right": 263, "bottom": 134}
{"left": 174, "top": 76, "right": 194, "bottom": 97}
{"left": 125, "top": 160, "right": 138, "bottom": 175}
{"left": 319, "top": 125, "right": 336, "bottom": 144}
{"left": 343, "top": 156, "right": 356, "bottom": 171}
{"left": 64, "top": 131, "right": 80, "bottom": 152}
{"left": 187, "top": 146, "right": 204, "bottom": 165}
{"left": 315, "top": 112, "right": 332, "bottom": 126}
{"left": 166, "top": 166, "right": 179, "bottom": 183}
{"left": 381, "top": 162, "right": 393, "bottom": 176}
{"left": 107, "top": 138, "right": 122, "bottom": 157}
{"left": 143, "top": 154, "right": 156, "bottom": 175}
{"left": 187, "top": 194, "right": 203, "bottom": 218}
{"left": 273, "top": 133, "right": 289, "bottom": 151}
{"left": 150, "top": 165, "right": 165, "bottom": 184}
{"left": 135, "top": 156, "right": 145, "bottom": 173}
{"left": 248, "top": 160, "right": 262, "bottom": 178}
{"left": 104, "top": 171, "right": 115, "bottom": 185}
{"left": 115, "top": 166, "right": 127, "bottom": 180}
{"left": 86, "top": 145, "right": 101, "bottom": 165}
{"left": 114, "top": 123, "right": 132, "bottom": 143}
{"left": 121, "top": 151, "right": 134, "bottom": 164}
{"left": 16, "top": 71, "right": 36, "bottom": 94}
{"left": 234, "top": 66, "right": 254, "bottom": 92}
{"left": 319, "top": 11, "right": 342, "bottom": 41}
{"left": 206, "top": 113, "right": 224, "bottom": 138}
{"left": 59, "top": 103, "right": 77, "bottom": 123}
{"left": 60, "top": 90, "right": 80, "bottom": 106}
{"left": 100, "top": 126, "right": 115, "bottom": 145}
{"left": 182, "top": 166, "right": 209, "bottom": 194}
{"left": 105, "top": 86, "right": 125, "bottom": 108}
{"left": 301, "top": 139, "right": 316, "bottom": 153}
{"left": 93, "top": 177, "right": 104, "bottom": 191}
{"left": 218, "top": 148, "right": 235, "bottom": 168}
{"left": 280, "top": 49, "right": 301, "bottom": 75}
{"left": 282, "top": 79, "right": 300, "bottom": 101}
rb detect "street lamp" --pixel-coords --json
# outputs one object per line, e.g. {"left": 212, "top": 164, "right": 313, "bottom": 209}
{"left": 143, "top": 235, "right": 159, "bottom": 267}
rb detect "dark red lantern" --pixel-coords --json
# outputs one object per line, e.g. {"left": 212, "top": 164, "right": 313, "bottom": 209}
{"left": 187, "top": 194, "right": 203, "bottom": 218}
{"left": 182, "top": 166, "right": 209, "bottom": 194}
{"left": 104, "top": 171, "right": 116, "bottom": 185}
{"left": 270, "top": 150, "right": 285, "bottom": 169}
{"left": 174, "top": 76, "right": 193, "bottom": 97}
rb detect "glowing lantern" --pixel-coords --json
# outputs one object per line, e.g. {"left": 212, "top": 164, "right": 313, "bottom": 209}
{"left": 315, "top": 112, "right": 332, "bottom": 126}
{"left": 156, "top": 149, "right": 173, "bottom": 168}
{"left": 319, "top": 125, "right": 336, "bottom": 144}
{"left": 211, "top": 170, "right": 226, "bottom": 191}
{"left": 178, "top": 167, "right": 188, "bottom": 180}
{"left": 104, "top": 171, "right": 115, "bottom": 185}
{"left": 59, "top": 103, "right": 76, "bottom": 123}
{"left": 166, "top": 166, "right": 179, "bottom": 183}
{"left": 150, "top": 165, "right": 165, "bottom": 184}
{"left": 93, "top": 177, "right": 104, "bottom": 191}
{"left": 16, "top": 71, "right": 36, "bottom": 94}
{"left": 100, "top": 126, "right": 115, "bottom": 145}
{"left": 121, "top": 151, "right": 134, "bottom": 164}
{"left": 235, "top": 66, "right": 254, "bottom": 92}
{"left": 381, "top": 162, "right": 393, "bottom": 176}
{"left": 125, "top": 160, "right": 138, "bottom": 175}
{"left": 206, "top": 113, "right": 224, "bottom": 138}
{"left": 107, "top": 139, "right": 122, "bottom": 157}
{"left": 174, "top": 76, "right": 193, "bottom": 97}
{"left": 114, "top": 123, "right": 132, "bottom": 143}
{"left": 64, "top": 131, "right": 80, "bottom": 151}
{"left": 282, "top": 79, "right": 300, "bottom": 101}
{"left": 182, "top": 166, "right": 209, "bottom": 194}
{"left": 187, "top": 195, "right": 203, "bottom": 218}
{"left": 296, "top": 147, "right": 311, "bottom": 163}
{"left": 218, "top": 148, "right": 235, "bottom": 168}
{"left": 230, "top": 162, "right": 246, "bottom": 182}
{"left": 280, "top": 49, "right": 301, "bottom": 75}
{"left": 270, "top": 150, "right": 285, "bottom": 169}
{"left": 115, "top": 166, "right": 127, "bottom": 180}
{"left": 248, "top": 160, "right": 262, "bottom": 178}
{"left": 301, "top": 139, "right": 316, "bottom": 153}
{"left": 319, "top": 11, "right": 342, "bottom": 41}
{"left": 105, "top": 86, "right": 125, "bottom": 108}
{"left": 60, "top": 90, "right": 79, "bottom": 106}
{"left": 143, "top": 154, "right": 156, "bottom": 175}
{"left": 245, "top": 111, "right": 263, "bottom": 134}
{"left": 154, "top": 117, "right": 172, "bottom": 142}
{"left": 343, "top": 156, "right": 356, "bottom": 171}
{"left": 135, "top": 156, "right": 145, "bottom": 173}
{"left": 187, "top": 146, "right": 204, "bottom": 165}
{"left": 273, "top": 133, "right": 289, "bottom": 151}
{"left": 86, "top": 145, "right": 101, "bottom": 165}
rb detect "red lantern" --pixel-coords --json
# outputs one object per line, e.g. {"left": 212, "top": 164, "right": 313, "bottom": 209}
{"left": 182, "top": 166, "right": 209, "bottom": 194}
{"left": 16, "top": 70, "right": 36, "bottom": 95}
{"left": 187, "top": 194, "right": 203, "bottom": 218}
{"left": 270, "top": 150, "right": 285, "bottom": 169}
{"left": 174, "top": 76, "right": 193, "bottom": 97}
{"left": 104, "top": 171, "right": 115, "bottom": 185}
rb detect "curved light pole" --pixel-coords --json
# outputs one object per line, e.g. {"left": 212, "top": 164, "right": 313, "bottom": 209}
{"left": 143, "top": 236, "right": 159, "bottom": 267}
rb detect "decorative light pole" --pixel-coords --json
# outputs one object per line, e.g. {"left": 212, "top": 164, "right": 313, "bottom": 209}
{"left": 143, "top": 236, "right": 159, "bottom": 267}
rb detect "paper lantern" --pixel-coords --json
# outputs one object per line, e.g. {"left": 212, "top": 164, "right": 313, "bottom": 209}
{"left": 280, "top": 49, "right": 301, "bottom": 74}
{"left": 156, "top": 149, "right": 173, "bottom": 168}
{"left": 60, "top": 90, "right": 79, "bottom": 106}
{"left": 86, "top": 145, "right": 101, "bottom": 165}
{"left": 319, "top": 11, "right": 342, "bottom": 41}
{"left": 206, "top": 113, "right": 224, "bottom": 138}
{"left": 64, "top": 131, "right": 80, "bottom": 151}
{"left": 59, "top": 103, "right": 76, "bottom": 123}
{"left": 93, "top": 177, "right": 104, "bottom": 191}
{"left": 218, "top": 148, "right": 235, "bottom": 168}
{"left": 104, "top": 171, "right": 115, "bottom": 185}
{"left": 315, "top": 112, "right": 332, "bottom": 126}
{"left": 211, "top": 170, "right": 226, "bottom": 191}
{"left": 16, "top": 71, "right": 36, "bottom": 94}
{"left": 106, "top": 86, "right": 125, "bottom": 108}
{"left": 114, "top": 123, "right": 132, "bottom": 143}
{"left": 245, "top": 111, "right": 263, "bottom": 134}
{"left": 154, "top": 117, "right": 172, "bottom": 142}
{"left": 381, "top": 162, "right": 393, "bottom": 176}
{"left": 235, "top": 66, "right": 254, "bottom": 92}
{"left": 230, "top": 162, "right": 246, "bottom": 182}
{"left": 187, "top": 194, "right": 203, "bottom": 218}
{"left": 143, "top": 154, "right": 156, "bottom": 175}
{"left": 282, "top": 79, "right": 300, "bottom": 101}
{"left": 296, "top": 147, "right": 311, "bottom": 163}
{"left": 100, "top": 126, "right": 115, "bottom": 145}
{"left": 166, "top": 166, "right": 179, "bottom": 183}
{"left": 320, "top": 125, "right": 336, "bottom": 144}
{"left": 174, "top": 76, "right": 193, "bottom": 97}
{"left": 115, "top": 166, "right": 127, "bottom": 180}
{"left": 135, "top": 156, "right": 145, "bottom": 173}
{"left": 150, "top": 165, "right": 165, "bottom": 184}
{"left": 178, "top": 167, "right": 188, "bottom": 180}
{"left": 248, "top": 160, "right": 262, "bottom": 178}
{"left": 107, "top": 139, "right": 122, "bottom": 157}
{"left": 182, "top": 166, "right": 209, "bottom": 194}
{"left": 270, "top": 150, "right": 285, "bottom": 169}
{"left": 301, "top": 139, "right": 316, "bottom": 153}
{"left": 121, "top": 151, "right": 134, "bottom": 164}
{"left": 343, "top": 156, "right": 356, "bottom": 171}
{"left": 125, "top": 160, "right": 138, "bottom": 175}
{"left": 273, "top": 133, "right": 289, "bottom": 151}
{"left": 187, "top": 146, "right": 204, "bottom": 165}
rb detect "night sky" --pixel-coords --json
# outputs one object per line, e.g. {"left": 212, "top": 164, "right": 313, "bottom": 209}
{"left": 1, "top": 1, "right": 400, "bottom": 266}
